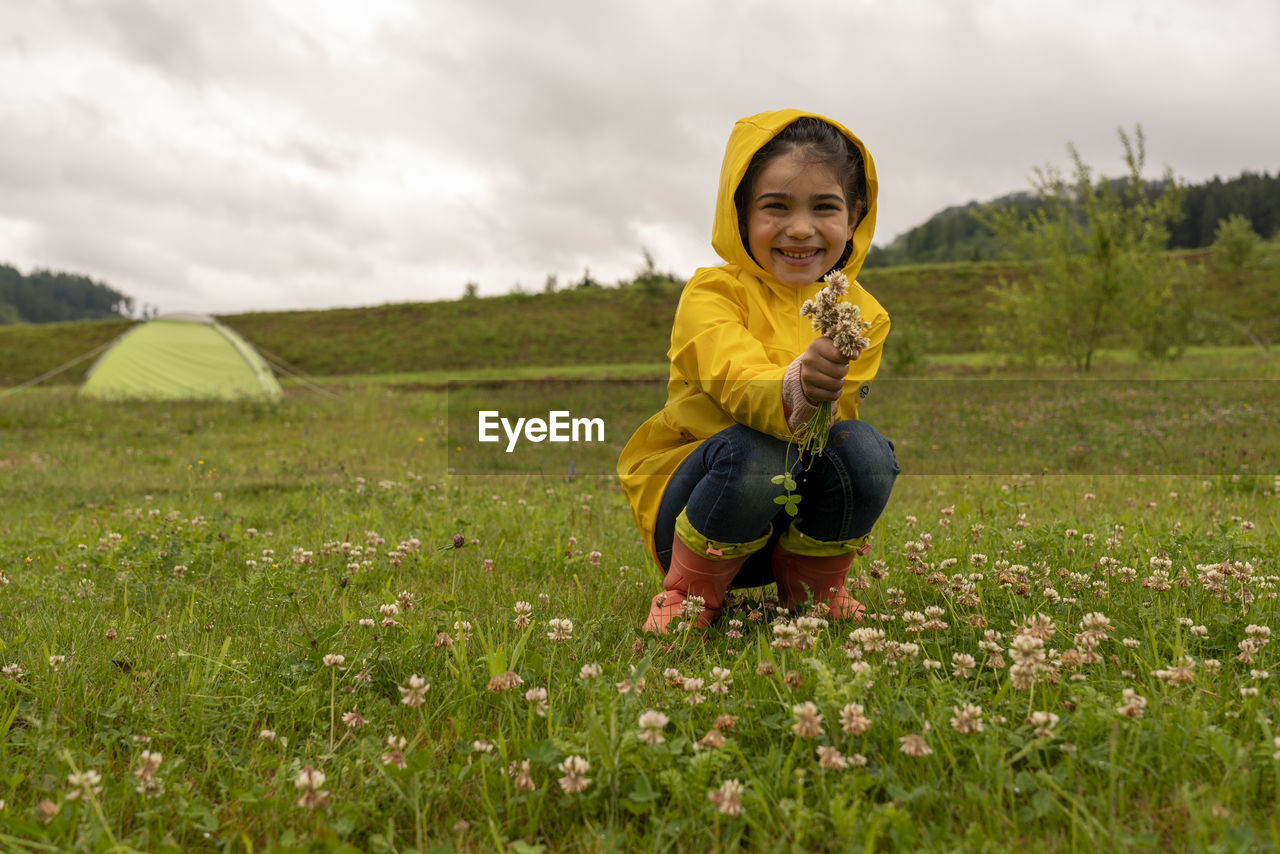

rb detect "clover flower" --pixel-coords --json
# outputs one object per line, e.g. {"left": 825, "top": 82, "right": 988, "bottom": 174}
{"left": 579, "top": 663, "right": 602, "bottom": 680}
{"left": 510, "top": 759, "right": 536, "bottom": 791}
{"left": 638, "top": 710, "right": 669, "bottom": 745}
{"left": 950, "top": 704, "right": 984, "bottom": 734}
{"left": 134, "top": 750, "right": 164, "bottom": 797}
{"left": 708, "top": 779, "right": 745, "bottom": 816}
{"left": 840, "top": 703, "right": 872, "bottom": 736}
{"left": 547, "top": 618, "right": 574, "bottom": 642}
{"left": 683, "top": 677, "right": 707, "bottom": 705}
{"left": 816, "top": 745, "right": 848, "bottom": 770}
{"left": 382, "top": 735, "right": 408, "bottom": 768}
{"left": 1029, "top": 711, "right": 1060, "bottom": 738}
{"left": 526, "top": 686, "right": 549, "bottom": 716}
{"left": 697, "top": 728, "right": 726, "bottom": 751}
{"left": 399, "top": 674, "right": 429, "bottom": 707}
{"left": 556, "top": 755, "right": 591, "bottom": 794}
{"left": 512, "top": 601, "right": 532, "bottom": 630}
{"left": 898, "top": 732, "right": 932, "bottom": 757}
{"left": 791, "top": 702, "right": 824, "bottom": 739}
{"left": 793, "top": 270, "right": 872, "bottom": 456}
{"left": 294, "top": 765, "right": 329, "bottom": 809}
{"left": 1116, "top": 689, "right": 1147, "bottom": 719}
{"left": 65, "top": 769, "right": 102, "bottom": 800}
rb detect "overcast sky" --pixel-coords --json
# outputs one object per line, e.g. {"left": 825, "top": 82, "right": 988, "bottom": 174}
{"left": 2, "top": 0, "right": 1277, "bottom": 316}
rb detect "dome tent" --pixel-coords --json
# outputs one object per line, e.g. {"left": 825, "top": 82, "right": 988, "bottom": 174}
{"left": 80, "top": 314, "right": 282, "bottom": 402}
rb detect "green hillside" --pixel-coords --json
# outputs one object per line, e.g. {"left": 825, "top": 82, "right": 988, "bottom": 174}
{"left": 2, "top": 252, "right": 1276, "bottom": 388}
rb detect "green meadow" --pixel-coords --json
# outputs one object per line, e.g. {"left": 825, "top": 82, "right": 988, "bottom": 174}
{"left": 2, "top": 334, "right": 1279, "bottom": 851}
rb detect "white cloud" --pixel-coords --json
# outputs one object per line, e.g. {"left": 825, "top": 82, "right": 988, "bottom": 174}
{"left": 1, "top": 0, "right": 1276, "bottom": 313}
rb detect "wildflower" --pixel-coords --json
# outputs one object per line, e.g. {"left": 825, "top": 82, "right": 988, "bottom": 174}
{"left": 714, "top": 714, "right": 739, "bottom": 731}
{"left": 323, "top": 654, "right": 346, "bottom": 669}
{"left": 708, "top": 666, "right": 733, "bottom": 695}
{"left": 342, "top": 708, "right": 366, "bottom": 729}
{"left": 840, "top": 702, "right": 872, "bottom": 736}
{"left": 294, "top": 765, "right": 329, "bottom": 809}
{"left": 755, "top": 661, "right": 776, "bottom": 677}
{"left": 399, "top": 674, "right": 429, "bottom": 707}
{"left": 1153, "top": 656, "right": 1196, "bottom": 685}
{"left": 358, "top": 618, "right": 375, "bottom": 628}
{"left": 260, "top": 729, "right": 277, "bottom": 742}
{"left": 65, "top": 769, "right": 102, "bottom": 800}
{"left": 37, "top": 799, "right": 60, "bottom": 822}
{"left": 512, "top": 601, "right": 532, "bottom": 630}
{"left": 488, "top": 670, "right": 523, "bottom": 692}
{"left": 638, "top": 710, "right": 669, "bottom": 745}
{"left": 1116, "top": 689, "right": 1147, "bottom": 719}
{"left": 526, "top": 686, "right": 549, "bottom": 716}
{"left": 683, "top": 677, "right": 707, "bottom": 705}
{"left": 792, "top": 702, "right": 824, "bottom": 738}
{"left": 816, "top": 745, "right": 848, "bottom": 770}
{"left": 783, "top": 670, "right": 803, "bottom": 688}
{"left": 950, "top": 704, "right": 984, "bottom": 734}
{"left": 134, "top": 750, "right": 164, "bottom": 797}
{"left": 1029, "top": 711, "right": 1060, "bottom": 738}
{"left": 48, "top": 654, "right": 67, "bottom": 670}
{"left": 510, "top": 759, "right": 536, "bottom": 791}
{"left": 2, "top": 663, "right": 25, "bottom": 680}
{"left": 708, "top": 779, "right": 745, "bottom": 816}
{"left": 579, "top": 663, "right": 602, "bottom": 680}
{"left": 556, "top": 755, "right": 591, "bottom": 794}
{"left": 471, "top": 740, "right": 495, "bottom": 754}
{"left": 1272, "top": 737, "right": 1280, "bottom": 762}
{"left": 796, "top": 270, "right": 871, "bottom": 455}
{"left": 547, "top": 618, "right": 574, "bottom": 642}
{"left": 697, "top": 728, "right": 726, "bottom": 750}
{"left": 952, "top": 653, "right": 976, "bottom": 679}
{"left": 898, "top": 732, "right": 932, "bottom": 757}
{"left": 382, "top": 735, "right": 408, "bottom": 768}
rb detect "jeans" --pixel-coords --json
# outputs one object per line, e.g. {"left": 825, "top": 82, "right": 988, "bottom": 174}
{"left": 655, "top": 420, "right": 899, "bottom": 588}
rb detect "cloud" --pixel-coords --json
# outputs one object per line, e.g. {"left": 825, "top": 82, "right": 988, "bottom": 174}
{"left": 0, "top": 0, "right": 1276, "bottom": 313}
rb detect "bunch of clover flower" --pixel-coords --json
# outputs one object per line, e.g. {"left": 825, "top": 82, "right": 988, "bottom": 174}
{"left": 797, "top": 270, "right": 870, "bottom": 457}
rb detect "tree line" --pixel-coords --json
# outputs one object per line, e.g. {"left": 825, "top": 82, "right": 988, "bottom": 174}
{"left": 866, "top": 170, "right": 1280, "bottom": 269}
{"left": 0, "top": 264, "right": 136, "bottom": 325}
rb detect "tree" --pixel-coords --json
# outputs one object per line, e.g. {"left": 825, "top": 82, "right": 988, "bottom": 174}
{"left": 977, "top": 126, "right": 1187, "bottom": 370}
{"left": 1211, "top": 213, "right": 1263, "bottom": 272}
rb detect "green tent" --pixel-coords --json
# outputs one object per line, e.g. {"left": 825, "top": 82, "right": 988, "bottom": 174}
{"left": 80, "top": 314, "right": 282, "bottom": 402}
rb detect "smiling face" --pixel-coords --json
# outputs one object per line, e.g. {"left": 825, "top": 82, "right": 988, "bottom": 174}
{"left": 744, "top": 148, "right": 858, "bottom": 288}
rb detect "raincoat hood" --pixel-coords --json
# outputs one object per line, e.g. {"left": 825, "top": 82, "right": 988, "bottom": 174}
{"left": 711, "top": 109, "right": 878, "bottom": 286}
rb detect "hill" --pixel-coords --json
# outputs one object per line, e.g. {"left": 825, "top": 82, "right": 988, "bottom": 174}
{"left": 2, "top": 249, "right": 1276, "bottom": 388}
{"left": 867, "top": 171, "right": 1280, "bottom": 268}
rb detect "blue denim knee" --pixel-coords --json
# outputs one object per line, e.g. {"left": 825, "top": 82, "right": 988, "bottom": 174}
{"left": 654, "top": 420, "right": 898, "bottom": 584}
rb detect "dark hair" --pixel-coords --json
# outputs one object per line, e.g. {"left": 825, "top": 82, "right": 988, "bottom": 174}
{"left": 734, "top": 117, "right": 867, "bottom": 271}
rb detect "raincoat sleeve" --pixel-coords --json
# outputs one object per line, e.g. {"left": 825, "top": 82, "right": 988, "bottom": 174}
{"left": 668, "top": 272, "right": 793, "bottom": 440}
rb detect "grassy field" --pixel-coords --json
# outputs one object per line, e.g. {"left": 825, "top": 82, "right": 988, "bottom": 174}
{"left": 3, "top": 247, "right": 1278, "bottom": 389}
{"left": 1, "top": 349, "right": 1278, "bottom": 851}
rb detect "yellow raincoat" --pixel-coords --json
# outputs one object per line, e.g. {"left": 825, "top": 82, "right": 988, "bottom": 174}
{"left": 617, "top": 109, "right": 890, "bottom": 570}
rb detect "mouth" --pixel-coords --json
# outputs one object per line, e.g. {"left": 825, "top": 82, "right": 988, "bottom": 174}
{"left": 774, "top": 247, "right": 822, "bottom": 266}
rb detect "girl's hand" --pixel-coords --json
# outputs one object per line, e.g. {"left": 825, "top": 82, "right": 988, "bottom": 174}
{"left": 799, "top": 335, "right": 856, "bottom": 404}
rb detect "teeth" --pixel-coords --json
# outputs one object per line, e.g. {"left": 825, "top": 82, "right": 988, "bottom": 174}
{"left": 780, "top": 249, "right": 816, "bottom": 259}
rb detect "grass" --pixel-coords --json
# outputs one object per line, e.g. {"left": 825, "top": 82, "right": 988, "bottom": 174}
{"left": 4, "top": 248, "right": 1278, "bottom": 389}
{"left": 1, "top": 348, "right": 1278, "bottom": 851}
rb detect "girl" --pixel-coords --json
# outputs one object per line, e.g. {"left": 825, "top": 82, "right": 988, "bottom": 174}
{"left": 617, "top": 109, "right": 899, "bottom": 633}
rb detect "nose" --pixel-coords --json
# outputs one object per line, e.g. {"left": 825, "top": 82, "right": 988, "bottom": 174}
{"left": 785, "top": 215, "right": 815, "bottom": 239}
